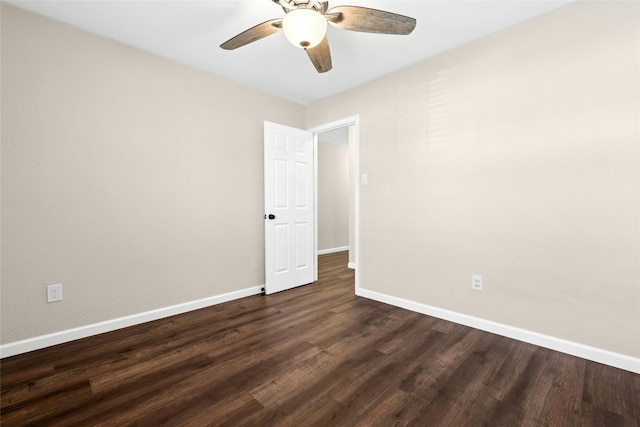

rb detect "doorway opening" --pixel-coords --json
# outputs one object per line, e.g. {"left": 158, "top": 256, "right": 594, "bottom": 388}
{"left": 310, "top": 115, "right": 360, "bottom": 293}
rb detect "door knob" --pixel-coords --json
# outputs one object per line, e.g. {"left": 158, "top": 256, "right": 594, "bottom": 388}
{"left": 265, "top": 214, "right": 276, "bottom": 220}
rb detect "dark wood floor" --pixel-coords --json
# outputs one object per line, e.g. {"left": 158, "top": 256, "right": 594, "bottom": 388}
{"left": 2, "top": 251, "right": 639, "bottom": 426}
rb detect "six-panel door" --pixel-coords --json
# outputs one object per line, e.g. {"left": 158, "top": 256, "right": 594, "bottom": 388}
{"left": 264, "top": 121, "right": 314, "bottom": 294}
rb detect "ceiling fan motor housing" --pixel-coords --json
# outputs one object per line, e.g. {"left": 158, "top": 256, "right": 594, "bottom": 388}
{"left": 276, "top": 0, "right": 329, "bottom": 14}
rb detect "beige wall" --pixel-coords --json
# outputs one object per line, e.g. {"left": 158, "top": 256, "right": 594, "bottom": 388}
{"left": 308, "top": 1, "right": 640, "bottom": 358}
{"left": 0, "top": 4, "right": 305, "bottom": 344}
{"left": 317, "top": 142, "right": 349, "bottom": 251}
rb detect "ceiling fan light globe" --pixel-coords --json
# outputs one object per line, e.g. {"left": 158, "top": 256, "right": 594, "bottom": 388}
{"left": 282, "top": 9, "right": 327, "bottom": 49}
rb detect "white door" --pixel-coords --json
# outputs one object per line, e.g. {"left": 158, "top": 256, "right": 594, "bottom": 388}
{"left": 264, "top": 121, "right": 315, "bottom": 294}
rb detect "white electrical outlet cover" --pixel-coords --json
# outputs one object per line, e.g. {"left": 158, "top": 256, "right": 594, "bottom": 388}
{"left": 471, "top": 275, "right": 483, "bottom": 291}
{"left": 47, "top": 284, "right": 63, "bottom": 302}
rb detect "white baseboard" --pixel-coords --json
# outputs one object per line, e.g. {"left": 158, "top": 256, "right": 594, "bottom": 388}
{"left": 0, "top": 285, "right": 264, "bottom": 359}
{"left": 317, "top": 246, "right": 349, "bottom": 255}
{"left": 348, "top": 262, "right": 357, "bottom": 269}
{"left": 356, "top": 288, "right": 640, "bottom": 374}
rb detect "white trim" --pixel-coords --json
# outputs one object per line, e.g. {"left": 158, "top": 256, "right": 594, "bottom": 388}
{"left": 348, "top": 262, "right": 357, "bottom": 270}
{"left": 313, "top": 133, "right": 319, "bottom": 282}
{"left": 356, "top": 288, "right": 640, "bottom": 374}
{"left": 353, "top": 120, "right": 360, "bottom": 295}
{"left": 0, "top": 285, "right": 264, "bottom": 359}
{"left": 317, "top": 246, "right": 349, "bottom": 255}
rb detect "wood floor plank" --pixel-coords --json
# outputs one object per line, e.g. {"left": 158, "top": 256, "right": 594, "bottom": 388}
{"left": 583, "top": 360, "right": 639, "bottom": 421}
{"left": 491, "top": 345, "right": 551, "bottom": 408}
{"left": 580, "top": 402, "right": 639, "bottom": 427}
{"left": 250, "top": 349, "right": 339, "bottom": 408}
{"left": 1, "top": 251, "right": 638, "bottom": 426}
{"left": 521, "top": 350, "right": 584, "bottom": 427}
{"left": 0, "top": 380, "right": 93, "bottom": 426}
{"left": 43, "top": 354, "right": 215, "bottom": 426}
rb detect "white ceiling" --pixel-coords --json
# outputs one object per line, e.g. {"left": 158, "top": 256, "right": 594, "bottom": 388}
{"left": 9, "top": 0, "right": 574, "bottom": 105}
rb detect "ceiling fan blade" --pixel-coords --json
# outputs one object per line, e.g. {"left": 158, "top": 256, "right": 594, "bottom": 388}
{"left": 306, "top": 36, "right": 332, "bottom": 73}
{"left": 220, "top": 19, "right": 283, "bottom": 50}
{"left": 327, "top": 6, "right": 416, "bottom": 35}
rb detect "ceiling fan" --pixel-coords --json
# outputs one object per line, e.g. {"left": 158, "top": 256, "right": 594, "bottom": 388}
{"left": 220, "top": 0, "right": 416, "bottom": 73}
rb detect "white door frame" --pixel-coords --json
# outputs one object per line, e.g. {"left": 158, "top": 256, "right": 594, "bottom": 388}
{"left": 309, "top": 115, "right": 360, "bottom": 293}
